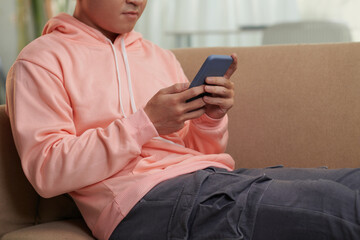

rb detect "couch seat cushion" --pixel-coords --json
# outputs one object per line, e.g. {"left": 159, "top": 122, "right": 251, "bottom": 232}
{"left": 1, "top": 219, "right": 95, "bottom": 240}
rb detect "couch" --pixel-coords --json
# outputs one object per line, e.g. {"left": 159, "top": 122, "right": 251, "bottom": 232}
{"left": 1, "top": 43, "right": 360, "bottom": 239}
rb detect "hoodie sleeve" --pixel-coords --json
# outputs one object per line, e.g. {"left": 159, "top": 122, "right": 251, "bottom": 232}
{"left": 177, "top": 114, "right": 229, "bottom": 154}
{"left": 6, "top": 60, "right": 158, "bottom": 198}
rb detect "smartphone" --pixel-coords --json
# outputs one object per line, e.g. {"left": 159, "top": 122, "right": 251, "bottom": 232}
{"left": 187, "top": 55, "right": 233, "bottom": 102}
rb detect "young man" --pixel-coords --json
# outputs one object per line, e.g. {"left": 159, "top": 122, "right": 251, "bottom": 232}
{"left": 5, "top": 0, "right": 360, "bottom": 240}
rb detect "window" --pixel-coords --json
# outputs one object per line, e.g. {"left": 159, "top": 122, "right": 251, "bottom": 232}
{"left": 135, "top": 0, "right": 360, "bottom": 49}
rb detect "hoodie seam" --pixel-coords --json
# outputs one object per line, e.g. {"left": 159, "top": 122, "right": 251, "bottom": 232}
{"left": 16, "top": 59, "right": 63, "bottom": 83}
{"left": 15, "top": 58, "right": 76, "bottom": 116}
{"left": 48, "top": 31, "right": 109, "bottom": 47}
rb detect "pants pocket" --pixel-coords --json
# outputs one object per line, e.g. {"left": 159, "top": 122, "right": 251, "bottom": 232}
{"left": 190, "top": 193, "right": 244, "bottom": 240}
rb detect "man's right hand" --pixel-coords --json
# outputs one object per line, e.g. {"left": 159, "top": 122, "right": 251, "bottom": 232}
{"left": 144, "top": 83, "right": 206, "bottom": 135}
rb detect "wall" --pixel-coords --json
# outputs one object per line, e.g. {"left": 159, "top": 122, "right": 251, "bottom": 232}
{"left": 0, "top": 0, "right": 17, "bottom": 75}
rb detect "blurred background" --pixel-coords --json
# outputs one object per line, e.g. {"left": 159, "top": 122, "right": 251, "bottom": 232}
{"left": 1, "top": 0, "right": 360, "bottom": 104}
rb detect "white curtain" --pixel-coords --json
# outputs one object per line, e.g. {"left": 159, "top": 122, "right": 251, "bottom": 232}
{"left": 135, "top": 0, "right": 360, "bottom": 49}
{"left": 135, "top": 0, "right": 300, "bottom": 49}
{"left": 297, "top": 0, "right": 360, "bottom": 41}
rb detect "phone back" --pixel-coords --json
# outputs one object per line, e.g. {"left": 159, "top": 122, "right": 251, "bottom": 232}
{"left": 189, "top": 55, "right": 233, "bottom": 88}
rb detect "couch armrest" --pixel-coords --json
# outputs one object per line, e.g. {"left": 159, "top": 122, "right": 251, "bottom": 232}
{"left": 0, "top": 105, "right": 39, "bottom": 237}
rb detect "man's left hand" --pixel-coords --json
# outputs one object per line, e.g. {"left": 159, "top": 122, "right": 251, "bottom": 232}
{"left": 203, "top": 53, "right": 238, "bottom": 119}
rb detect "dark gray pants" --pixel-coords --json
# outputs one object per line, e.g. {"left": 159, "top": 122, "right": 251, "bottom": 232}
{"left": 109, "top": 167, "right": 360, "bottom": 240}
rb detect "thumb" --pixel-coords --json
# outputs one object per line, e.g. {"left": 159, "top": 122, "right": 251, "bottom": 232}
{"left": 224, "top": 53, "right": 238, "bottom": 80}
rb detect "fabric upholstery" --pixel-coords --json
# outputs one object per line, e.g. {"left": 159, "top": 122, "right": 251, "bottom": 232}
{"left": 172, "top": 43, "right": 360, "bottom": 169}
{"left": 0, "top": 105, "right": 38, "bottom": 236}
{"left": 1, "top": 220, "right": 94, "bottom": 240}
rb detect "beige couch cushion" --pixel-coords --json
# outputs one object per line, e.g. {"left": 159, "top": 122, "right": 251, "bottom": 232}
{"left": 172, "top": 43, "right": 360, "bottom": 169}
{"left": 1, "top": 220, "right": 94, "bottom": 240}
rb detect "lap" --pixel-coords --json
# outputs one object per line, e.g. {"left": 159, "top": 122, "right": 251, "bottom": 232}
{"left": 110, "top": 167, "right": 360, "bottom": 240}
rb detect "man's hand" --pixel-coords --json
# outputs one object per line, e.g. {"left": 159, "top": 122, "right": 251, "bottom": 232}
{"left": 203, "top": 53, "right": 238, "bottom": 119}
{"left": 144, "top": 53, "right": 237, "bottom": 135}
{"left": 144, "top": 83, "right": 206, "bottom": 135}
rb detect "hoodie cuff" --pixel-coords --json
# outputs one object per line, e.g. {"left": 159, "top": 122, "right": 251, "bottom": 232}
{"left": 191, "top": 113, "right": 228, "bottom": 131}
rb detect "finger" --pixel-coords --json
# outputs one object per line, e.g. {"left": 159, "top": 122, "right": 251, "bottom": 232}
{"left": 224, "top": 53, "right": 238, "bottom": 80}
{"left": 183, "top": 97, "right": 206, "bottom": 113}
{"left": 182, "top": 107, "right": 206, "bottom": 121}
{"left": 205, "top": 76, "right": 234, "bottom": 90}
{"left": 178, "top": 85, "right": 205, "bottom": 102}
{"left": 161, "top": 82, "right": 190, "bottom": 94}
{"left": 204, "top": 84, "right": 234, "bottom": 98}
{"left": 203, "top": 95, "right": 234, "bottom": 109}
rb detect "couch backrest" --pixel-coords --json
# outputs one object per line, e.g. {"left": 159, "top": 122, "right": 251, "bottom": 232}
{"left": 172, "top": 43, "right": 360, "bottom": 169}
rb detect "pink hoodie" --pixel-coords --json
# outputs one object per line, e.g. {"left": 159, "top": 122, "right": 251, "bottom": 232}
{"left": 6, "top": 13, "right": 234, "bottom": 240}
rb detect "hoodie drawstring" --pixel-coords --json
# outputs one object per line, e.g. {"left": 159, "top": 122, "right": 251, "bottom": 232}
{"left": 106, "top": 37, "right": 137, "bottom": 118}
{"left": 120, "top": 38, "right": 137, "bottom": 114}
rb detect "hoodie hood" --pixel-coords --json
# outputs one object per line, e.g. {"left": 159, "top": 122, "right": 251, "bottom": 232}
{"left": 43, "top": 13, "right": 144, "bottom": 117}
{"left": 42, "top": 13, "right": 143, "bottom": 46}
